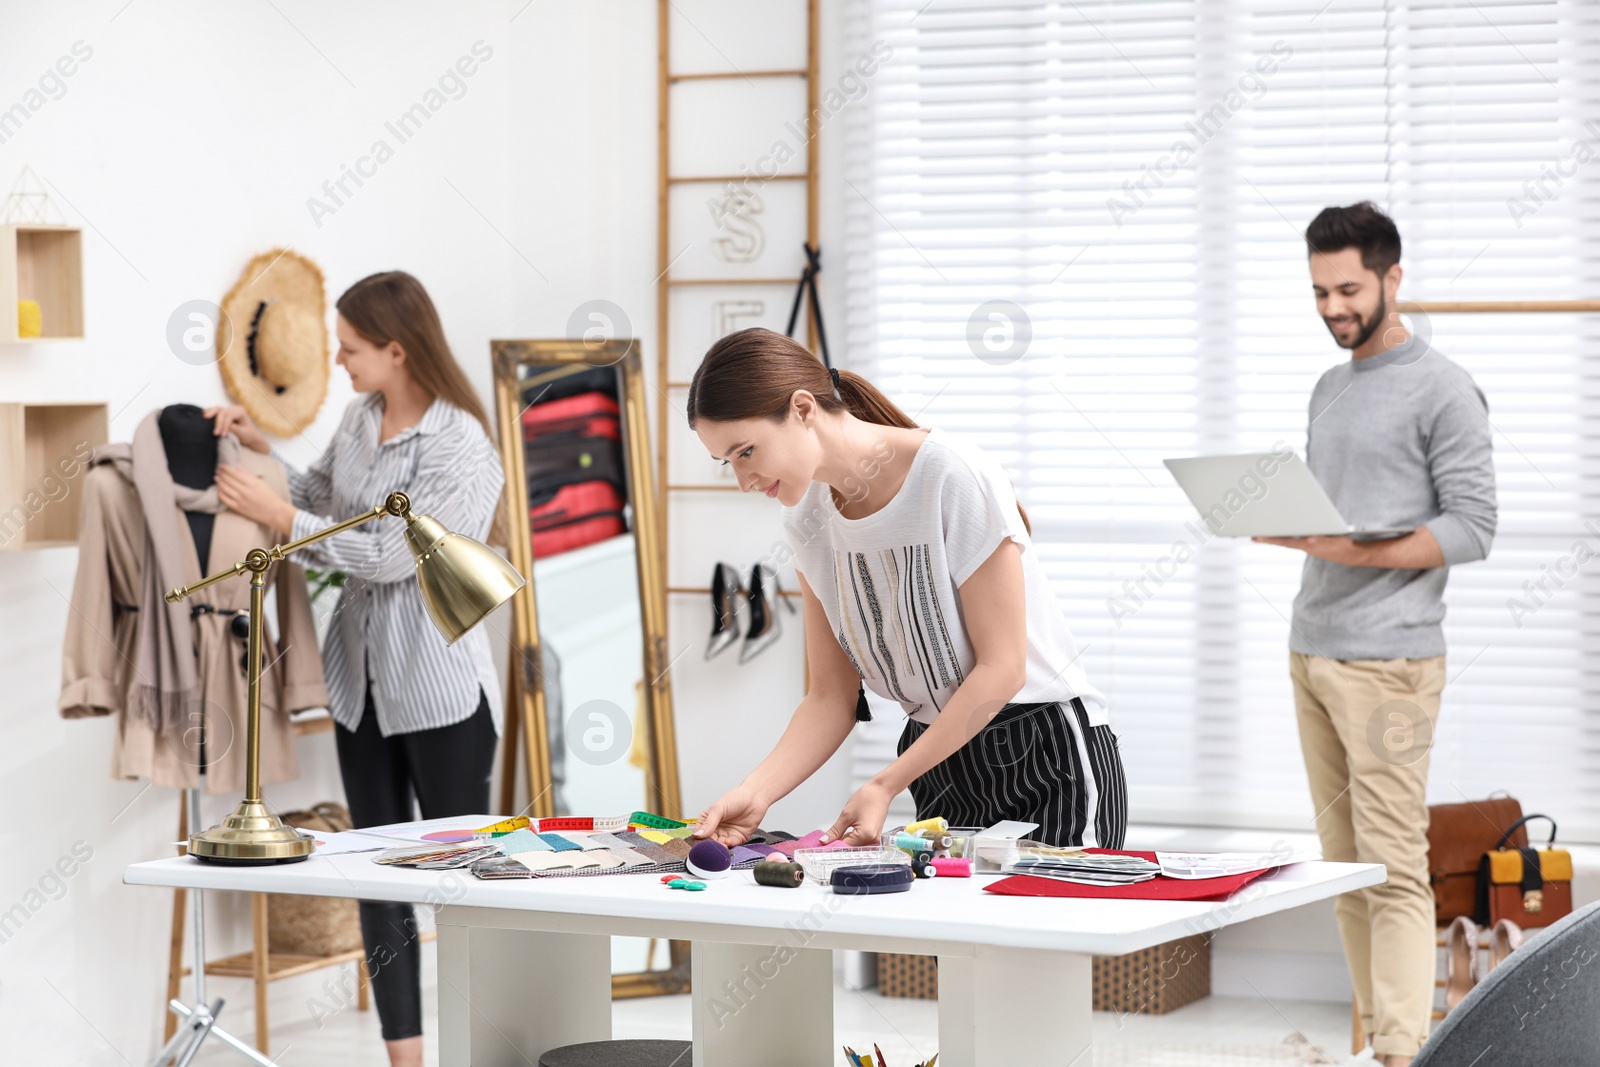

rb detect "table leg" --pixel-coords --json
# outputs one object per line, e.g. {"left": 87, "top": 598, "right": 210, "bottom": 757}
{"left": 938, "top": 947, "right": 1091, "bottom": 1066}
{"left": 691, "top": 941, "right": 833, "bottom": 1067}
{"left": 436, "top": 922, "right": 611, "bottom": 1067}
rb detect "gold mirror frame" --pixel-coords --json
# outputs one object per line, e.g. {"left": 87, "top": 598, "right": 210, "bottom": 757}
{"left": 490, "top": 338, "right": 689, "bottom": 996}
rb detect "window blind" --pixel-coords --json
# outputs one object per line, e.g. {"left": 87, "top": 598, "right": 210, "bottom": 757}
{"left": 841, "top": 0, "right": 1600, "bottom": 841}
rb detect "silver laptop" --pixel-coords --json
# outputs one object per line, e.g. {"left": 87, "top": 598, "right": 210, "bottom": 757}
{"left": 1163, "top": 452, "right": 1415, "bottom": 540}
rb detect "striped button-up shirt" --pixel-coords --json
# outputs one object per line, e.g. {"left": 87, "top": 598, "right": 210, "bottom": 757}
{"left": 278, "top": 394, "right": 505, "bottom": 736}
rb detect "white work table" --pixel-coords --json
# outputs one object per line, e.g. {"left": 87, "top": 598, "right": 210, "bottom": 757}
{"left": 126, "top": 825, "right": 1384, "bottom": 1067}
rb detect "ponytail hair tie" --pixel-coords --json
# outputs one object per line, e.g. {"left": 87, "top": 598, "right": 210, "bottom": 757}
{"left": 829, "top": 366, "right": 841, "bottom": 391}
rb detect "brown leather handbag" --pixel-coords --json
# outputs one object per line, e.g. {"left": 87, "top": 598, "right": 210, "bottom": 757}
{"left": 1474, "top": 814, "right": 1573, "bottom": 929}
{"left": 1427, "top": 797, "right": 1526, "bottom": 927}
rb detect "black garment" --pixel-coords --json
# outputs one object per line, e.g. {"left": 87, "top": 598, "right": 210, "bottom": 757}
{"left": 157, "top": 403, "right": 219, "bottom": 572}
{"left": 334, "top": 683, "right": 496, "bottom": 1041}
{"left": 896, "top": 697, "right": 1128, "bottom": 849}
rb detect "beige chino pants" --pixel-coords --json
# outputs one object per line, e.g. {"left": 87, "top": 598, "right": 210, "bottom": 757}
{"left": 1290, "top": 651, "right": 1446, "bottom": 1059}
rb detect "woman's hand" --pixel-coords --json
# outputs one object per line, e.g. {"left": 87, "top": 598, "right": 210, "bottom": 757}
{"left": 203, "top": 405, "right": 271, "bottom": 455}
{"left": 692, "top": 784, "right": 771, "bottom": 847}
{"left": 822, "top": 781, "right": 893, "bottom": 846}
{"left": 216, "top": 464, "right": 296, "bottom": 537}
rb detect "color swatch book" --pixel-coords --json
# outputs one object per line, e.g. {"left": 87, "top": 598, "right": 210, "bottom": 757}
{"left": 1001, "top": 851, "right": 1159, "bottom": 886}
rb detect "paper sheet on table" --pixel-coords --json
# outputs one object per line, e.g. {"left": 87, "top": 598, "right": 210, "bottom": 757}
{"left": 1155, "top": 849, "right": 1321, "bottom": 879}
{"left": 312, "top": 817, "right": 494, "bottom": 855}
{"left": 313, "top": 829, "right": 429, "bottom": 855}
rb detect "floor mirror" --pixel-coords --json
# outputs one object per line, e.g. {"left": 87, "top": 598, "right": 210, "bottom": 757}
{"left": 490, "top": 338, "right": 688, "bottom": 996}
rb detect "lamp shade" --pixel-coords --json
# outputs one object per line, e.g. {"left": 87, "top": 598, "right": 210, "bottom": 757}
{"left": 403, "top": 511, "right": 526, "bottom": 643}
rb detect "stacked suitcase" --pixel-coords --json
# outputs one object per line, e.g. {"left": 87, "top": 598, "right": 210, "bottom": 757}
{"left": 520, "top": 367, "right": 629, "bottom": 558}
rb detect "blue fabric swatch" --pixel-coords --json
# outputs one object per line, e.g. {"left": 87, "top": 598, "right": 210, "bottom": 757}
{"left": 495, "top": 829, "right": 549, "bottom": 853}
{"left": 538, "top": 832, "right": 583, "bottom": 852}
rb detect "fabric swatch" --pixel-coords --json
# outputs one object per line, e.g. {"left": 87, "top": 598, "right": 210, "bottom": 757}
{"left": 613, "top": 831, "right": 656, "bottom": 849}
{"left": 658, "top": 838, "right": 694, "bottom": 861}
{"left": 508, "top": 850, "right": 571, "bottom": 872}
{"left": 769, "top": 830, "right": 830, "bottom": 858}
{"left": 493, "top": 829, "right": 549, "bottom": 854}
{"left": 638, "top": 830, "right": 674, "bottom": 844}
{"left": 730, "top": 846, "right": 768, "bottom": 868}
{"left": 658, "top": 826, "right": 697, "bottom": 840}
{"left": 623, "top": 840, "right": 684, "bottom": 867}
{"left": 605, "top": 848, "right": 658, "bottom": 869}
{"left": 538, "top": 833, "right": 583, "bottom": 852}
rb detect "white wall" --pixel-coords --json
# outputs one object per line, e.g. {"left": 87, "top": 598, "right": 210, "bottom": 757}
{"left": 0, "top": 2, "right": 676, "bottom": 1061}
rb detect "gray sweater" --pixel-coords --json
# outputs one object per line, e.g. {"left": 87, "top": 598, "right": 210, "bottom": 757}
{"left": 1290, "top": 335, "right": 1497, "bottom": 660}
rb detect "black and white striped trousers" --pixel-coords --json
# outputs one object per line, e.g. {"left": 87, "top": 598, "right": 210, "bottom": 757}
{"left": 896, "top": 697, "right": 1128, "bottom": 849}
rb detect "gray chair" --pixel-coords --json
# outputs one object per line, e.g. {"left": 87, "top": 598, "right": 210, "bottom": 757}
{"left": 537, "top": 1039, "right": 691, "bottom": 1067}
{"left": 1413, "top": 899, "right": 1600, "bottom": 1066}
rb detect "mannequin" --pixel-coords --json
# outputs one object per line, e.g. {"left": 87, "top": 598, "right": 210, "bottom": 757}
{"left": 158, "top": 404, "right": 220, "bottom": 573}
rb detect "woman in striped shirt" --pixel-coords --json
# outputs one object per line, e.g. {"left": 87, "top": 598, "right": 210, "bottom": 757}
{"left": 210, "top": 271, "right": 504, "bottom": 1067}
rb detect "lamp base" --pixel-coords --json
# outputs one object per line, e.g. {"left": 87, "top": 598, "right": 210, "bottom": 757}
{"left": 188, "top": 799, "right": 315, "bottom": 865}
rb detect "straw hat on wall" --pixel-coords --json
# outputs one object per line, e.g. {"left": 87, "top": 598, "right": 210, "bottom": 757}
{"left": 217, "top": 249, "right": 330, "bottom": 437}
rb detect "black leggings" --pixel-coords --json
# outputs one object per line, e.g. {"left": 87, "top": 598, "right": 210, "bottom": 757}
{"left": 334, "top": 685, "right": 497, "bottom": 1041}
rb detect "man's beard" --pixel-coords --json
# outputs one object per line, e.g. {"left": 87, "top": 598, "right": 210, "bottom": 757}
{"left": 1324, "top": 289, "right": 1386, "bottom": 351}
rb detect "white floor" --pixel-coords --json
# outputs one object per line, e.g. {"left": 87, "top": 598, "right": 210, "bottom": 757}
{"left": 182, "top": 941, "right": 1358, "bottom": 1066}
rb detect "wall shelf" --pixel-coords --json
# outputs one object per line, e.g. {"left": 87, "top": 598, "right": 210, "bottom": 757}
{"left": 0, "top": 402, "right": 108, "bottom": 550}
{"left": 0, "top": 224, "right": 84, "bottom": 340}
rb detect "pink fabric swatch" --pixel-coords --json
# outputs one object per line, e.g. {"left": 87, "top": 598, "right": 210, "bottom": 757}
{"left": 769, "top": 831, "right": 847, "bottom": 858}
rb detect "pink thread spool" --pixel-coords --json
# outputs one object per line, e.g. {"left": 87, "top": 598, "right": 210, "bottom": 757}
{"left": 930, "top": 856, "right": 971, "bottom": 878}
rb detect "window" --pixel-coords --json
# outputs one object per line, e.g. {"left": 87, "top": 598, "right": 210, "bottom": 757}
{"left": 842, "top": 0, "right": 1600, "bottom": 840}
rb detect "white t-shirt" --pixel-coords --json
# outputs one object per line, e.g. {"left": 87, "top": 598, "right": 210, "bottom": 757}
{"left": 781, "top": 428, "right": 1108, "bottom": 728}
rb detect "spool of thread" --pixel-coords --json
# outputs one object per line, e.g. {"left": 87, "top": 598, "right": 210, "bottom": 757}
{"left": 927, "top": 834, "right": 953, "bottom": 852}
{"left": 890, "top": 832, "right": 930, "bottom": 853}
{"left": 912, "top": 849, "right": 934, "bottom": 867}
{"left": 686, "top": 840, "right": 732, "bottom": 880}
{"left": 906, "top": 817, "right": 949, "bottom": 836}
{"left": 931, "top": 856, "right": 972, "bottom": 878}
{"left": 753, "top": 859, "right": 805, "bottom": 888}
{"left": 17, "top": 300, "right": 41, "bottom": 339}
{"left": 913, "top": 859, "right": 937, "bottom": 878}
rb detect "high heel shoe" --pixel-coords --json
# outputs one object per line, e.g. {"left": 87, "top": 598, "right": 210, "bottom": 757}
{"left": 1489, "top": 918, "right": 1524, "bottom": 971}
{"left": 739, "top": 562, "right": 796, "bottom": 663}
{"left": 1444, "top": 915, "right": 1481, "bottom": 1012}
{"left": 706, "top": 562, "right": 741, "bottom": 659}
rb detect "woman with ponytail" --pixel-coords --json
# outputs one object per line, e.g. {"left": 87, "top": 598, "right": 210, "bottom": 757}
{"left": 688, "top": 328, "right": 1126, "bottom": 849}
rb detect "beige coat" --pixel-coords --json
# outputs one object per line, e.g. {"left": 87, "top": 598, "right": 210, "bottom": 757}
{"left": 58, "top": 445, "right": 328, "bottom": 793}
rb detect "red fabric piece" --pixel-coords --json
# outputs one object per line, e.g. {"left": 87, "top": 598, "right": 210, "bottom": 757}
{"left": 982, "top": 849, "right": 1278, "bottom": 901}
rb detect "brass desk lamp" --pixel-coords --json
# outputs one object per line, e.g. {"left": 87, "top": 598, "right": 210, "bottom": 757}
{"left": 165, "top": 490, "right": 525, "bottom": 864}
